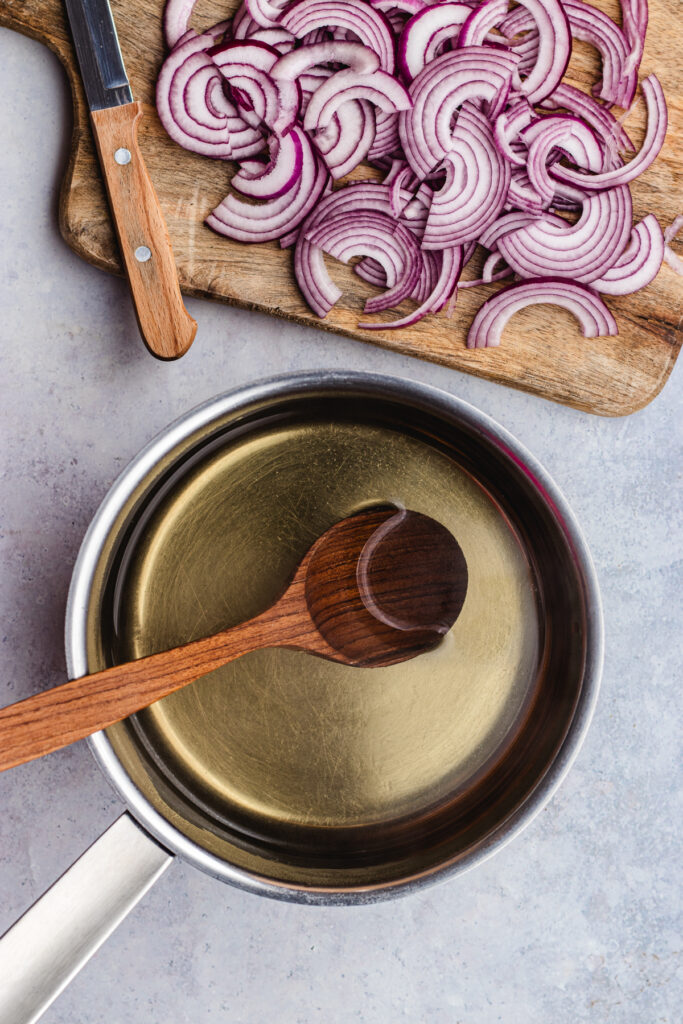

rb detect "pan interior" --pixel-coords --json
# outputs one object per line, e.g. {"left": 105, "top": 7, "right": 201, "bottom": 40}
{"left": 93, "top": 395, "right": 583, "bottom": 890}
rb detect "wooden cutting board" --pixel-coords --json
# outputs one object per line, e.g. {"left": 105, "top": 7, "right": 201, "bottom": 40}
{"left": 1, "top": 0, "right": 681, "bottom": 414}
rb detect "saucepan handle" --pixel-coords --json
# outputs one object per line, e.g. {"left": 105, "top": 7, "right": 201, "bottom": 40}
{"left": 0, "top": 813, "right": 172, "bottom": 1024}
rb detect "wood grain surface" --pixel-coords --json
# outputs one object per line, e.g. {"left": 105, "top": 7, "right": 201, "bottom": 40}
{"left": 1, "top": 0, "right": 681, "bottom": 414}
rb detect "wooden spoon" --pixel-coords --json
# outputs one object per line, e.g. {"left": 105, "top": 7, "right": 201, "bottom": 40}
{"left": 0, "top": 506, "right": 468, "bottom": 774}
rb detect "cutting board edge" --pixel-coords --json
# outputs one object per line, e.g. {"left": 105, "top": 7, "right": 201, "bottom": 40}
{"left": 57, "top": 190, "right": 682, "bottom": 418}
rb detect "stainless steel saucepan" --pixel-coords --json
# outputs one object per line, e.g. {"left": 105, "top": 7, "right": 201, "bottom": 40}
{"left": 0, "top": 372, "right": 603, "bottom": 1023}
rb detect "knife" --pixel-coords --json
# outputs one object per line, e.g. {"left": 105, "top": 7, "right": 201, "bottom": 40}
{"left": 63, "top": 0, "right": 197, "bottom": 359}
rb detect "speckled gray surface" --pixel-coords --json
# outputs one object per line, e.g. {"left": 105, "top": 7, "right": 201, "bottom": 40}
{"left": 0, "top": 26, "right": 681, "bottom": 1024}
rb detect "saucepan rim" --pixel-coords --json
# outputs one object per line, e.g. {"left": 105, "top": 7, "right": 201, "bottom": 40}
{"left": 65, "top": 371, "right": 604, "bottom": 905}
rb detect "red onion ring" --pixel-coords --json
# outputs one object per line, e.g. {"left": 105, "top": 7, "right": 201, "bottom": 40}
{"left": 282, "top": 0, "right": 396, "bottom": 72}
{"left": 231, "top": 128, "right": 305, "bottom": 198}
{"left": 209, "top": 40, "right": 301, "bottom": 134}
{"left": 510, "top": 0, "right": 571, "bottom": 104}
{"left": 398, "top": 3, "right": 472, "bottom": 81}
{"left": 549, "top": 75, "right": 667, "bottom": 191}
{"left": 246, "top": 0, "right": 291, "bottom": 30}
{"left": 207, "top": 129, "right": 328, "bottom": 241}
{"left": 591, "top": 214, "right": 664, "bottom": 294}
{"left": 358, "top": 245, "right": 463, "bottom": 329}
{"left": 458, "top": 0, "right": 509, "bottom": 48}
{"left": 621, "top": 0, "right": 648, "bottom": 78}
{"left": 272, "top": 41, "right": 381, "bottom": 80}
{"left": 467, "top": 278, "right": 618, "bottom": 347}
{"left": 368, "top": 111, "right": 401, "bottom": 161}
{"left": 314, "top": 100, "right": 376, "bottom": 178}
{"left": 303, "top": 69, "right": 411, "bottom": 133}
{"left": 307, "top": 209, "right": 423, "bottom": 311}
{"left": 157, "top": 32, "right": 265, "bottom": 159}
{"left": 422, "top": 103, "right": 510, "bottom": 248}
{"left": 497, "top": 186, "right": 633, "bottom": 283}
{"left": 164, "top": 0, "right": 200, "bottom": 49}
{"left": 399, "top": 47, "right": 519, "bottom": 178}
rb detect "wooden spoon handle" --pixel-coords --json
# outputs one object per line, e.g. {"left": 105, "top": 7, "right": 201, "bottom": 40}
{"left": 0, "top": 619, "right": 267, "bottom": 774}
{"left": 90, "top": 102, "right": 197, "bottom": 360}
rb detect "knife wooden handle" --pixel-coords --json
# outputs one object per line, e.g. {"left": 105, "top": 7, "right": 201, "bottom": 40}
{"left": 90, "top": 101, "right": 197, "bottom": 360}
{"left": 0, "top": 616, "right": 271, "bottom": 774}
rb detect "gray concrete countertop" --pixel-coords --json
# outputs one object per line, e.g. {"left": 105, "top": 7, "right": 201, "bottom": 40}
{"left": 0, "top": 26, "right": 681, "bottom": 1024}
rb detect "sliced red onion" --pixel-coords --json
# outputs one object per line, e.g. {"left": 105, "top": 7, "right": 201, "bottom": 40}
{"left": 457, "top": 0, "right": 509, "bottom": 47}
{"left": 621, "top": 0, "right": 648, "bottom": 77}
{"left": 246, "top": 0, "right": 291, "bottom": 30}
{"left": 502, "top": 0, "right": 636, "bottom": 107}
{"left": 664, "top": 246, "right": 683, "bottom": 276}
{"left": 355, "top": 256, "right": 388, "bottom": 287}
{"left": 482, "top": 252, "right": 512, "bottom": 281}
{"left": 388, "top": 163, "right": 416, "bottom": 215}
{"left": 271, "top": 41, "right": 381, "bottom": 80}
{"left": 248, "top": 28, "right": 297, "bottom": 53}
{"left": 159, "top": 0, "right": 667, "bottom": 342}
{"left": 509, "top": 0, "right": 571, "bottom": 104}
{"left": 511, "top": 41, "right": 540, "bottom": 79}
{"left": 368, "top": 111, "right": 401, "bottom": 161}
{"left": 399, "top": 47, "right": 519, "bottom": 178}
{"left": 540, "top": 83, "right": 633, "bottom": 171}
{"left": 506, "top": 167, "right": 548, "bottom": 215}
{"left": 413, "top": 248, "right": 441, "bottom": 303}
{"left": 591, "top": 214, "right": 664, "bottom": 294}
{"left": 232, "top": 5, "right": 258, "bottom": 36}
{"left": 295, "top": 182, "right": 407, "bottom": 314}
{"left": 562, "top": 0, "right": 637, "bottom": 107}
{"left": 157, "top": 32, "right": 264, "bottom": 159}
{"left": 382, "top": 156, "right": 409, "bottom": 185}
{"left": 307, "top": 209, "right": 423, "bottom": 312}
{"left": 459, "top": 252, "right": 513, "bottom": 287}
{"left": 295, "top": 181, "right": 427, "bottom": 316}
{"left": 294, "top": 242, "right": 342, "bottom": 316}
{"left": 522, "top": 115, "right": 601, "bottom": 208}
{"left": 480, "top": 209, "right": 562, "bottom": 250}
{"left": 422, "top": 103, "right": 510, "bottom": 248}
{"left": 303, "top": 69, "right": 411, "bottom": 133}
{"left": 358, "top": 245, "right": 463, "bottom": 329}
{"left": 172, "top": 28, "right": 198, "bottom": 49}
{"left": 663, "top": 216, "right": 683, "bottom": 245}
{"left": 467, "top": 279, "right": 618, "bottom": 347}
{"left": 298, "top": 66, "right": 334, "bottom": 117}
{"left": 207, "top": 133, "right": 328, "bottom": 241}
{"left": 370, "top": 0, "right": 428, "bottom": 16}
{"left": 314, "top": 100, "right": 376, "bottom": 178}
{"left": 231, "top": 128, "right": 304, "bottom": 198}
{"left": 550, "top": 75, "right": 667, "bottom": 191}
{"left": 356, "top": 237, "right": 443, "bottom": 310}
{"left": 282, "top": 0, "right": 396, "bottom": 72}
{"left": 164, "top": 0, "right": 199, "bottom": 49}
{"left": 494, "top": 101, "right": 536, "bottom": 166}
{"left": 209, "top": 41, "right": 301, "bottom": 135}
{"left": 498, "top": 186, "right": 633, "bottom": 283}
{"left": 397, "top": 3, "right": 472, "bottom": 82}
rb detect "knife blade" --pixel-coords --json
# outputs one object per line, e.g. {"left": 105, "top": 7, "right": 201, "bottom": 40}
{"left": 63, "top": 0, "right": 197, "bottom": 359}
{"left": 63, "top": 0, "right": 132, "bottom": 110}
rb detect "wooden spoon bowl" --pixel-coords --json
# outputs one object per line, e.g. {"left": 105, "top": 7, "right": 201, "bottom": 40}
{"left": 305, "top": 505, "right": 468, "bottom": 665}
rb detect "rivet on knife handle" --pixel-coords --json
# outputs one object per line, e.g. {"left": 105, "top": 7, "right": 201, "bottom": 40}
{"left": 90, "top": 101, "right": 197, "bottom": 360}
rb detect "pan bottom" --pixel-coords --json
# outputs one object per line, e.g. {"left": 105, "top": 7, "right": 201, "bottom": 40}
{"left": 101, "top": 412, "right": 539, "bottom": 875}
{"left": 84, "top": 388, "right": 586, "bottom": 890}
